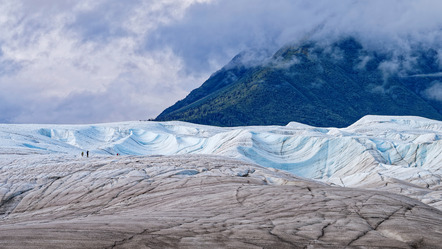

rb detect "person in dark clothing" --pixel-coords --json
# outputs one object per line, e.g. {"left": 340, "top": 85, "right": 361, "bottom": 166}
{"left": 81, "top": 151, "right": 84, "bottom": 157}
{"left": 86, "top": 151, "right": 89, "bottom": 157}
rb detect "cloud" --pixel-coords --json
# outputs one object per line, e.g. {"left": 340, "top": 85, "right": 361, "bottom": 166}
{"left": 147, "top": 0, "right": 442, "bottom": 71}
{"left": 378, "top": 60, "right": 400, "bottom": 82}
{"left": 0, "top": 0, "right": 210, "bottom": 124}
{"left": 355, "top": 55, "right": 373, "bottom": 71}
{"left": 423, "top": 81, "right": 442, "bottom": 102}
{"left": 2, "top": 48, "right": 206, "bottom": 124}
{"left": 0, "top": 0, "right": 442, "bottom": 123}
{"left": 409, "top": 72, "right": 442, "bottom": 78}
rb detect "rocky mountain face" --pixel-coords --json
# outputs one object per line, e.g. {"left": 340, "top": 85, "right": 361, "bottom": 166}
{"left": 156, "top": 37, "right": 442, "bottom": 127}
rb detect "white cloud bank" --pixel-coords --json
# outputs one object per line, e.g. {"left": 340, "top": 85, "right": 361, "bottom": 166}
{"left": 0, "top": 0, "right": 441, "bottom": 123}
{"left": 0, "top": 0, "right": 211, "bottom": 123}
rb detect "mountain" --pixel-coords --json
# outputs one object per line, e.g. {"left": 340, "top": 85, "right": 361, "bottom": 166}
{"left": 155, "top": 37, "right": 442, "bottom": 127}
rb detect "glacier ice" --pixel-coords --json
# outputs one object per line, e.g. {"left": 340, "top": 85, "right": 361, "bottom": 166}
{"left": 0, "top": 115, "right": 441, "bottom": 209}
{"left": 1, "top": 155, "right": 441, "bottom": 248}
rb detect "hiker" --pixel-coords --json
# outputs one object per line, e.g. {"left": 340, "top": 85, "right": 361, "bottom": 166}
{"left": 86, "top": 151, "right": 89, "bottom": 157}
{"left": 81, "top": 151, "right": 84, "bottom": 157}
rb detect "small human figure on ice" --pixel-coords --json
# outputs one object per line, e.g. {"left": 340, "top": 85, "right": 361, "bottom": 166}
{"left": 81, "top": 151, "right": 84, "bottom": 157}
{"left": 86, "top": 151, "right": 89, "bottom": 157}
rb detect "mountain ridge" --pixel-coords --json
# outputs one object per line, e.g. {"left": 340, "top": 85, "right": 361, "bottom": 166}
{"left": 156, "top": 37, "right": 442, "bottom": 127}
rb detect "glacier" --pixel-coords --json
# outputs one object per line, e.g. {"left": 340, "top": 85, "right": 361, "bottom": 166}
{"left": 1, "top": 115, "right": 442, "bottom": 248}
{"left": 0, "top": 115, "right": 441, "bottom": 209}
{"left": 1, "top": 155, "right": 441, "bottom": 248}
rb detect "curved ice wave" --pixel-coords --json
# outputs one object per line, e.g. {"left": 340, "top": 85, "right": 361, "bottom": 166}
{"left": 0, "top": 115, "right": 441, "bottom": 208}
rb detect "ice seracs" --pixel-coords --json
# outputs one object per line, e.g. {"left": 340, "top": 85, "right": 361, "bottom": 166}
{"left": 0, "top": 115, "right": 441, "bottom": 209}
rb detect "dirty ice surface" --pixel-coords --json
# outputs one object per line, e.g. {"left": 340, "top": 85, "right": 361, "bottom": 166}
{"left": 1, "top": 155, "right": 441, "bottom": 248}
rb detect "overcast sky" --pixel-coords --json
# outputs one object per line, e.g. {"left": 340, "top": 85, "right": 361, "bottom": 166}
{"left": 1, "top": 0, "right": 441, "bottom": 124}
